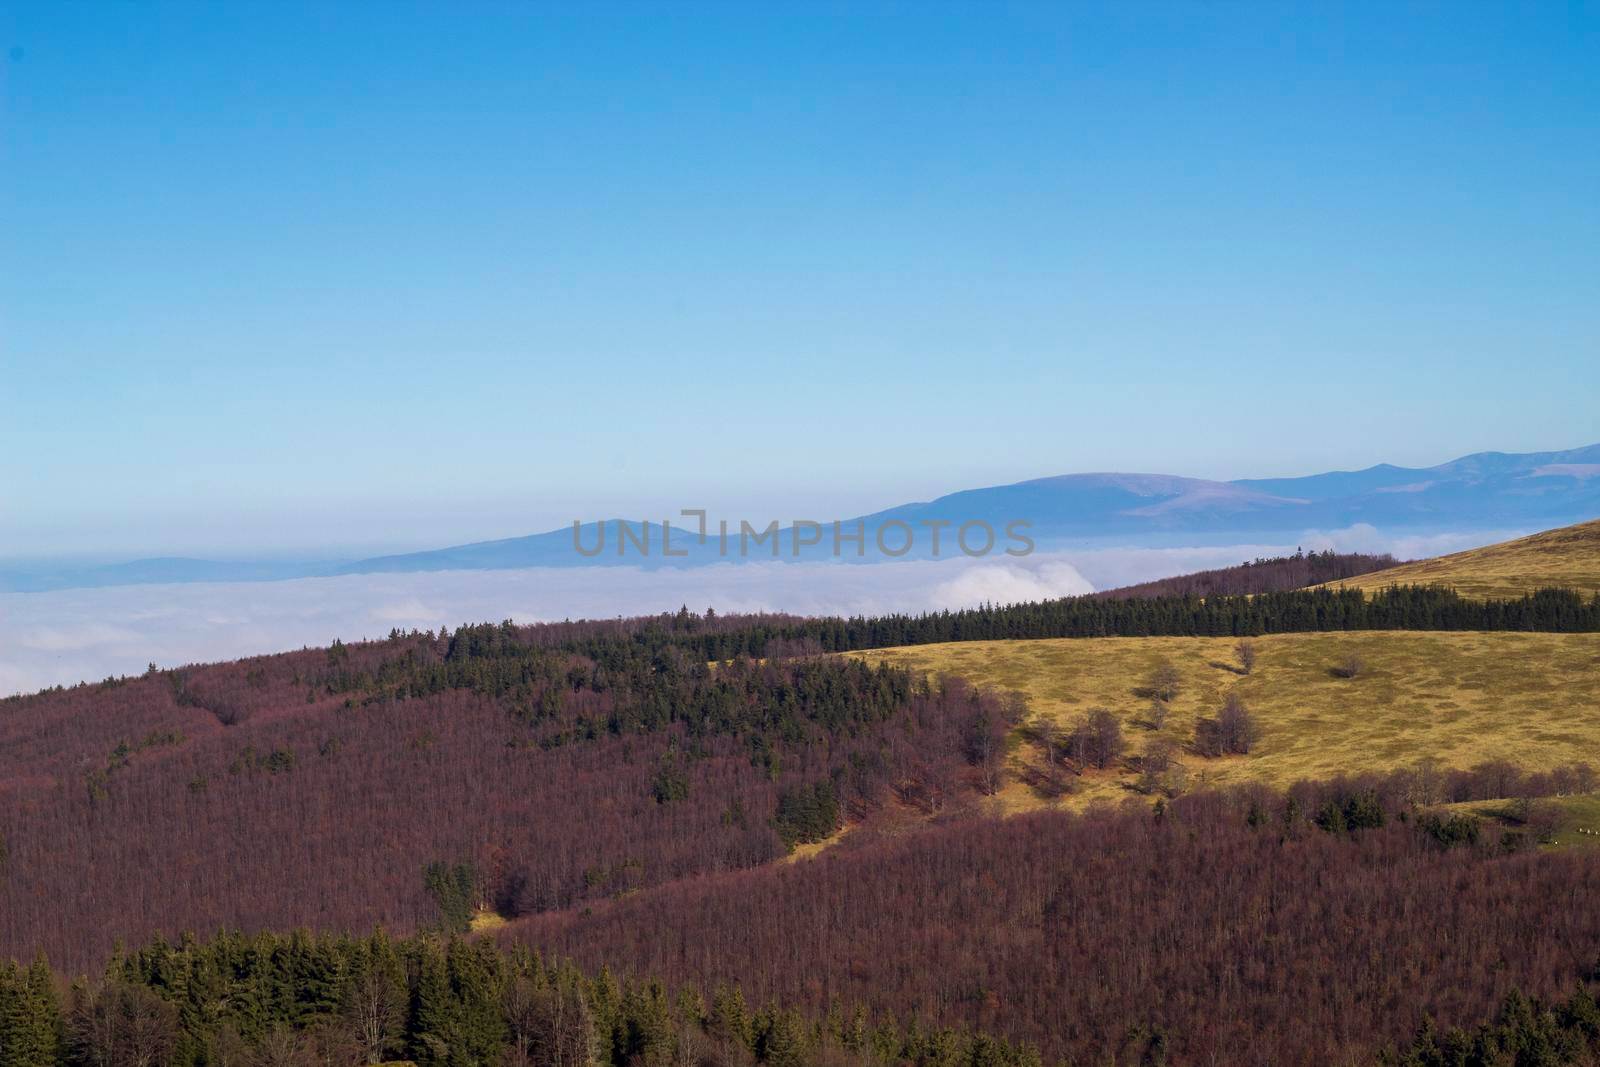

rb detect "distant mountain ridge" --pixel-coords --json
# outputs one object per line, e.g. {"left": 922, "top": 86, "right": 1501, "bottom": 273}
{"left": 4, "top": 444, "right": 1597, "bottom": 592}
{"left": 1235, "top": 444, "right": 1600, "bottom": 502}
{"left": 341, "top": 443, "right": 1600, "bottom": 574}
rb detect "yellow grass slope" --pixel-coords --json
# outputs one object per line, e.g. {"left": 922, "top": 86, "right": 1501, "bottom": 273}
{"left": 1321, "top": 517, "right": 1600, "bottom": 600}
{"left": 854, "top": 630, "right": 1600, "bottom": 810}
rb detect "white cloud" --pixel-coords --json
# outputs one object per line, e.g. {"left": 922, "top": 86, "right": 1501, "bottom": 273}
{"left": 367, "top": 598, "right": 438, "bottom": 625}
{"left": 17, "top": 622, "right": 145, "bottom": 652}
{"left": 930, "top": 562, "right": 1093, "bottom": 608}
{"left": 2, "top": 557, "right": 1096, "bottom": 693}
{"left": 0, "top": 524, "right": 1521, "bottom": 696}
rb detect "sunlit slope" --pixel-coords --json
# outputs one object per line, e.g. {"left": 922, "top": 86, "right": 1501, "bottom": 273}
{"left": 854, "top": 631, "right": 1600, "bottom": 808}
{"left": 1320, "top": 518, "right": 1600, "bottom": 599}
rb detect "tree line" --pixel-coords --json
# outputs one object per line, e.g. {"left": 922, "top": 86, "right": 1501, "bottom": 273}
{"left": 6, "top": 923, "right": 1597, "bottom": 1067}
{"left": 545, "top": 585, "right": 1600, "bottom": 666}
{"left": 0, "top": 928, "right": 1045, "bottom": 1067}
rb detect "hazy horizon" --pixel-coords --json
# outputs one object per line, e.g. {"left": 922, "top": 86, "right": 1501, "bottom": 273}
{"left": 0, "top": 522, "right": 1512, "bottom": 696}
{"left": 2, "top": 439, "right": 1590, "bottom": 563}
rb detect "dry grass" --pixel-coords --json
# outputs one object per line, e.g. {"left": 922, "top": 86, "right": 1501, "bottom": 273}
{"left": 853, "top": 631, "right": 1600, "bottom": 812}
{"left": 785, "top": 824, "right": 854, "bottom": 862}
{"left": 468, "top": 909, "right": 508, "bottom": 934}
{"left": 1320, "top": 517, "right": 1600, "bottom": 600}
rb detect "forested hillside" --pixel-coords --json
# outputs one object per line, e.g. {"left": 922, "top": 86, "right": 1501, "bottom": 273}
{"left": 6, "top": 784, "right": 1600, "bottom": 1066}
{"left": 1094, "top": 547, "right": 1399, "bottom": 598}
{"left": 4, "top": 582, "right": 1600, "bottom": 1065}
{"left": 4, "top": 585, "right": 1597, "bottom": 971}
{"left": 0, "top": 623, "right": 1012, "bottom": 972}
{"left": 504, "top": 782, "right": 1600, "bottom": 1065}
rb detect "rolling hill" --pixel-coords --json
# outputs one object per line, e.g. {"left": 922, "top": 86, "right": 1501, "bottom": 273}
{"left": 1318, "top": 517, "right": 1600, "bottom": 599}
{"left": 4, "top": 564, "right": 1600, "bottom": 1064}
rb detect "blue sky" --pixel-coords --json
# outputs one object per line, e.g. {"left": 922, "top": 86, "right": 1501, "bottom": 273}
{"left": 3, "top": 3, "right": 1597, "bottom": 558}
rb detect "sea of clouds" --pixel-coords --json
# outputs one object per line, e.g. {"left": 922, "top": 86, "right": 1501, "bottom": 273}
{"left": 0, "top": 525, "right": 1513, "bottom": 696}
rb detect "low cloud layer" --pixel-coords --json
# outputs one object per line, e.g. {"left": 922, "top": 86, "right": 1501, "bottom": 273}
{"left": 0, "top": 525, "right": 1521, "bottom": 696}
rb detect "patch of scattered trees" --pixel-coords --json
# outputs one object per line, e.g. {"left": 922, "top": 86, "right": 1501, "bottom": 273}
{"left": 772, "top": 781, "right": 842, "bottom": 847}
{"left": 1135, "top": 737, "right": 1187, "bottom": 797}
{"left": 1195, "top": 692, "right": 1261, "bottom": 756}
{"left": 1065, "top": 708, "right": 1125, "bottom": 769}
{"left": 423, "top": 861, "right": 479, "bottom": 934}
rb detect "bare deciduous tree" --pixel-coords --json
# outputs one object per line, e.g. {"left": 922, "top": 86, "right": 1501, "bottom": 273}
{"left": 1067, "top": 708, "right": 1125, "bottom": 770}
{"left": 69, "top": 981, "right": 178, "bottom": 1067}
{"left": 252, "top": 1025, "right": 314, "bottom": 1067}
{"left": 536, "top": 982, "right": 596, "bottom": 1067}
{"left": 1147, "top": 659, "right": 1182, "bottom": 702}
{"left": 965, "top": 705, "right": 1008, "bottom": 796}
{"left": 1235, "top": 639, "right": 1257, "bottom": 675}
{"left": 503, "top": 976, "right": 541, "bottom": 1066}
{"left": 343, "top": 967, "right": 404, "bottom": 1064}
{"left": 1021, "top": 719, "right": 1075, "bottom": 798}
{"left": 204, "top": 1025, "right": 252, "bottom": 1067}
{"left": 1198, "top": 692, "right": 1261, "bottom": 757}
{"left": 1033, "top": 719, "right": 1062, "bottom": 767}
{"left": 1146, "top": 698, "right": 1169, "bottom": 731}
{"left": 1332, "top": 653, "right": 1366, "bottom": 679}
{"left": 672, "top": 1022, "right": 702, "bottom": 1067}
{"left": 1407, "top": 757, "right": 1445, "bottom": 806}
{"left": 1137, "top": 738, "right": 1187, "bottom": 797}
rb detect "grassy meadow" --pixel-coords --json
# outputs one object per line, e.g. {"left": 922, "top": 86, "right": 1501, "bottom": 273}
{"left": 1447, "top": 793, "right": 1600, "bottom": 851}
{"left": 1322, "top": 517, "right": 1600, "bottom": 599}
{"left": 853, "top": 630, "right": 1600, "bottom": 811}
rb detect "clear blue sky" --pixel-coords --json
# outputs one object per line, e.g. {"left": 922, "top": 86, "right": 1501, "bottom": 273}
{"left": 2, "top": 3, "right": 1597, "bottom": 557}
